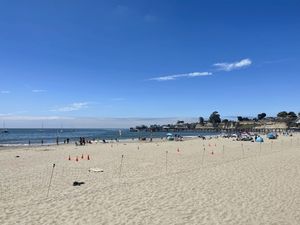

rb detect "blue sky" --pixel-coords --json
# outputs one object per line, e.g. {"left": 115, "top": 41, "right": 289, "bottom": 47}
{"left": 0, "top": 0, "right": 299, "bottom": 128}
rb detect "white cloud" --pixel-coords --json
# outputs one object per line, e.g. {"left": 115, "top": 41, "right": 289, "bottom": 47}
{"left": 51, "top": 102, "right": 90, "bottom": 112}
{"left": 213, "top": 58, "right": 252, "bottom": 71}
{"left": 0, "top": 116, "right": 199, "bottom": 128}
{"left": 32, "top": 89, "right": 47, "bottom": 93}
{"left": 150, "top": 72, "right": 212, "bottom": 81}
{"left": 0, "top": 113, "right": 10, "bottom": 116}
{"left": 0, "top": 115, "right": 74, "bottom": 121}
{"left": 1, "top": 90, "right": 11, "bottom": 94}
{"left": 0, "top": 111, "right": 28, "bottom": 116}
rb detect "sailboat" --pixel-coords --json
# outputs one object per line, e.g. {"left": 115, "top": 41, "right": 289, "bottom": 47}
{"left": 2, "top": 121, "right": 9, "bottom": 133}
{"left": 60, "top": 123, "right": 63, "bottom": 133}
{"left": 39, "top": 122, "right": 44, "bottom": 132}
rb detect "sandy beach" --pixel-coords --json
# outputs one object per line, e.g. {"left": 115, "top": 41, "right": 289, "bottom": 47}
{"left": 1, "top": 134, "right": 300, "bottom": 225}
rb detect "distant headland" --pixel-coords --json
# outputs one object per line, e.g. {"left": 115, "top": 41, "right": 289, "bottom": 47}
{"left": 130, "top": 111, "right": 300, "bottom": 133}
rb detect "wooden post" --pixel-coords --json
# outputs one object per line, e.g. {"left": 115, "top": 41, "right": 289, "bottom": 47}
{"left": 241, "top": 143, "right": 244, "bottom": 158}
{"left": 201, "top": 148, "right": 206, "bottom": 166}
{"left": 165, "top": 151, "right": 168, "bottom": 174}
{"left": 259, "top": 142, "right": 262, "bottom": 155}
{"left": 46, "top": 164, "right": 56, "bottom": 197}
{"left": 118, "top": 155, "right": 124, "bottom": 184}
{"left": 271, "top": 141, "right": 273, "bottom": 151}
{"left": 222, "top": 145, "right": 225, "bottom": 159}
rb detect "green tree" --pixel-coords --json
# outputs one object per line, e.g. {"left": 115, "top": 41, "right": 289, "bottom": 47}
{"left": 237, "top": 116, "right": 243, "bottom": 122}
{"left": 222, "top": 119, "right": 229, "bottom": 123}
{"left": 277, "top": 111, "right": 288, "bottom": 118}
{"left": 209, "top": 111, "right": 221, "bottom": 127}
{"left": 257, "top": 113, "right": 266, "bottom": 120}
{"left": 288, "top": 111, "right": 297, "bottom": 118}
{"left": 199, "top": 117, "right": 204, "bottom": 125}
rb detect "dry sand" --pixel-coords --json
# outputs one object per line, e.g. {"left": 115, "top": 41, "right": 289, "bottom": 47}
{"left": 1, "top": 134, "right": 300, "bottom": 225}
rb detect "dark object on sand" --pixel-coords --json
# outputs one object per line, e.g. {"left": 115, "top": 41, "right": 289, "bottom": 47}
{"left": 47, "top": 164, "right": 56, "bottom": 197}
{"left": 267, "top": 132, "right": 277, "bottom": 139}
{"left": 73, "top": 181, "right": 85, "bottom": 186}
{"left": 15, "top": 155, "right": 20, "bottom": 158}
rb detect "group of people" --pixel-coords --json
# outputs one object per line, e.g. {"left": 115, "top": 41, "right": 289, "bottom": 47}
{"left": 77, "top": 137, "right": 87, "bottom": 145}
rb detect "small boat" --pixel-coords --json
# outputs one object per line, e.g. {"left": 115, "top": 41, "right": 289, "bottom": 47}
{"left": 129, "top": 128, "right": 139, "bottom": 132}
{"left": 1, "top": 122, "right": 9, "bottom": 133}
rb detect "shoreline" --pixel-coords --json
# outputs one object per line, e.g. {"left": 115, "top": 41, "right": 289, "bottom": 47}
{"left": 0, "top": 131, "right": 297, "bottom": 150}
{"left": 0, "top": 133, "right": 222, "bottom": 149}
{"left": 1, "top": 130, "right": 297, "bottom": 149}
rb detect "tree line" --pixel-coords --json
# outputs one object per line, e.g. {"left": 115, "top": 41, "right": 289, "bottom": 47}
{"left": 206, "top": 111, "right": 299, "bottom": 125}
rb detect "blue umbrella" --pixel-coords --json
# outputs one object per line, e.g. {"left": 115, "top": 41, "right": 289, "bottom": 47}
{"left": 256, "top": 136, "right": 264, "bottom": 142}
{"left": 267, "top": 133, "right": 276, "bottom": 139}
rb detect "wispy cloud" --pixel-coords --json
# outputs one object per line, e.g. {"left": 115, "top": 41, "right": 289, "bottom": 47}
{"left": 213, "top": 58, "right": 252, "bottom": 71}
{"left": 150, "top": 72, "right": 212, "bottom": 81}
{"left": 0, "top": 111, "right": 28, "bottom": 116}
{"left": 0, "top": 115, "right": 74, "bottom": 121}
{"left": 32, "top": 89, "right": 47, "bottom": 93}
{"left": 0, "top": 116, "right": 198, "bottom": 128}
{"left": 1, "top": 90, "right": 11, "bottom": 94}
{"left": 51, "top": 102, "right": 90, "bottom": 112}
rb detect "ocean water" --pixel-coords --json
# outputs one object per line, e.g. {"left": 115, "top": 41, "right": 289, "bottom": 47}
{"left": 0, "top": 129, "right": 220, "bottom": 146}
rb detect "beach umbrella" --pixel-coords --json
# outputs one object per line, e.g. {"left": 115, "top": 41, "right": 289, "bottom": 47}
{"left": 256, "top": 136, "right": 264, "bottom": 142}
{"left": 166, "top": 133, "right": 173, "bottom": 136}
{"left": 267, "top": 133, "right": 276, "bottom": 139}
{"left": 167, "top": 136, "right": 174, "bottom": 141}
